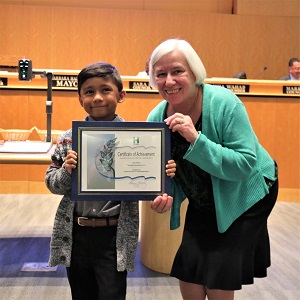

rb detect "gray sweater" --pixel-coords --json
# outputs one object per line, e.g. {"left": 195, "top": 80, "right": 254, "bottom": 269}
{"left": 45, "top": 116, "right": 139, "bottom": 271}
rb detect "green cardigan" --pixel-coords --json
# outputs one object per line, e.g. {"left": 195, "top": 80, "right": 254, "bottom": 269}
{"left": 147, "top": 84, "right": 276, "bottom": 233}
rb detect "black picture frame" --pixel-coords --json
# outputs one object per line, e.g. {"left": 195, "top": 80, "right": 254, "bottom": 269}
{"left": 71, "top": 121, "right": 171, "bottom": 201}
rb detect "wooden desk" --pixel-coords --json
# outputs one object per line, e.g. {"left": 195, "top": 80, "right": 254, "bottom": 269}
{"left": 0, "top": 143, "right": 54, "bottom": 193}
{"left": 1, "top": 71, "right": 300, "bottom": 97}
{"left": 0, "top": 71, "right": 299, "bottom": 193}
{"left": 0, "top": 146, "right": 53, "bottom": 165}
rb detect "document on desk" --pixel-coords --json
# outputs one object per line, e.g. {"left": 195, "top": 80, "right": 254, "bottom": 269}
{"left": 0, "top": 141, "right": 53, "bottom": 153}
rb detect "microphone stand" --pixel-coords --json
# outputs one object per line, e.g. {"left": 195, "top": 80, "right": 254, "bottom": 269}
{"left": 33, "top": 70, "right": 53, "bottom": 145}
{"left": 252, "top": 67, "right": 267, "bottom": 79}
{"left": 45, "top": 72, "right": 53, "bottom": 143}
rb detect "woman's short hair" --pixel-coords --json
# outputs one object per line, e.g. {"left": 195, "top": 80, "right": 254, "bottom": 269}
{"left": 149, "top": 39, "right": 207, "bottom": 88}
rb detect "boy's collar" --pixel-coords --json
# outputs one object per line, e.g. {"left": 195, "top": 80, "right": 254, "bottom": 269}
{"left": 85, "top": 114, "right": 122, "bottom": 122}
{"left": 84, "top": 115, "right": 95, "bottom": 122}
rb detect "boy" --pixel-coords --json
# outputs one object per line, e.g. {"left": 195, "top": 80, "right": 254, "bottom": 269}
{"left": 46, "top": 62, "right": 175, "bottom": 299}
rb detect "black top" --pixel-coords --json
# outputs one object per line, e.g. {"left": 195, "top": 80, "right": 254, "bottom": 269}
{"left": 169, "top": 112, "right": 215, "bottom": 211}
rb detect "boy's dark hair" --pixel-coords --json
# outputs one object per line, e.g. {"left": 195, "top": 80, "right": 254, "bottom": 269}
{"left": 77, "top": 62, "right": 123, "bottom": 95}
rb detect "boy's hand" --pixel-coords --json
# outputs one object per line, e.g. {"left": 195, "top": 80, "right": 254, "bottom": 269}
{"left": 63, "top": 150, "right": 77, "bottom": 174}
{"left": 166, "top": 159, "right": 176, "bottom": 178}
{"left": 150, "top": 193, "right": 173, "bottom": 214}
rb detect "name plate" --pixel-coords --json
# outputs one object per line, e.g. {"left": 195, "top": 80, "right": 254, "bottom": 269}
{"left": 129, "top": 81, "right": 153, "bottom": 91}
{"left": 52, "top": 74, "right": 77, "bottom": 88}
{"left": 211, "top": 83, "right": 250, "bottom": 93}
{"left": 283, "top": 86, "right": 300, "bottom": 95}
{"left": 0, "top": 78, "right": 8, "bottom": 86}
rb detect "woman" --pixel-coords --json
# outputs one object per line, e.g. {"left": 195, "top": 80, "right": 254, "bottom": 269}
{"left": 148, "top": 39, "right": 278, "bottom": 300}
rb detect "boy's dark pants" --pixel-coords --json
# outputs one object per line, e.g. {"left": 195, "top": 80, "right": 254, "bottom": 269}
{"left": 66, "top": 222, "right": 127, "bottom": 300}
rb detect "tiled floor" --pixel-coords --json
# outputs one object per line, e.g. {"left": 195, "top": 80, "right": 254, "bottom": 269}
{"left": 0, "top": 194, "right": 299, "bottom": 300}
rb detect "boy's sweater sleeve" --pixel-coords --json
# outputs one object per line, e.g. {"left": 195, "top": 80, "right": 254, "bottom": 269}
{"left": 45, "top": 134, "right": 73, "bottom": 195}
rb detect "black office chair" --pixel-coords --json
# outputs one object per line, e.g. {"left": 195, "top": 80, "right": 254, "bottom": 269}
{"left": 233, "top": 72, "right": 247, "bottom": 79}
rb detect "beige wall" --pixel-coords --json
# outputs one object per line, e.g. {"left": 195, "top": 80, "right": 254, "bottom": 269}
{"left": 234, "top": 0, "right": 299, "bottom": 16}
{"left": 0, "top": 0, "right": 299, "bottom": 79}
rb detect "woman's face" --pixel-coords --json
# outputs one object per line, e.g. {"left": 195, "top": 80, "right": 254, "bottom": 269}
{"left": 153, "top": 50, "right": 197, "bottom": 107}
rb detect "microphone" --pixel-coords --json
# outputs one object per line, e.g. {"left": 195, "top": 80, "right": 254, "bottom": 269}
{"left": 252, "top": 66, "right": 267, "bottom": 79}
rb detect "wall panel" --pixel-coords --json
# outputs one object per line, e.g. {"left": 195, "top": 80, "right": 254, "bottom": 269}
{"left": 0, "top": 90, "right": 30, "bottom": 129}
{"left": 1, "top": 0, "right": 298, "bottom": 16}
{"left": 274, "top": 99, "right": 300, "bottom": 188}
{"left": 0, "top": 0, "right": 233, "bottom": 13}
{"left": 235, "top": 0, "right": 299, "bottom": 16}
{"left": 242, "top": 96, "right": 300, "bottom": 189}
{"left": 144, "top": 0, "right": 233, "bottom": 13}
{"left": 0, "top": 4, "right": 299, "bottom": 79}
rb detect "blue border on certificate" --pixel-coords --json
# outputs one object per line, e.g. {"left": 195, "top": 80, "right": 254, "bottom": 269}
{"left": 71, "top": 121, "right": 171, "bottom": 201}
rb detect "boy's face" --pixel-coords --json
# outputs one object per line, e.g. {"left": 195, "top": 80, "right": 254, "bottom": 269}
{"left": 78, "top": 77, "right": 125, "bottom": 121}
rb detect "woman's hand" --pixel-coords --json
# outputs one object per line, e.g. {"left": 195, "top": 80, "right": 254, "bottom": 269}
{"left": 166, "top": 159, "right": 176, "bottom": 177}
{"left": 165, "top": 113, "right": 199, "bottom": 144}
{"left": 150, "top": 193, "right": 173, "bottom": 214}
{"left": 63, "top": 150, "right": 77, "bottom": 174}
{"left": 150, "top": 160, "right": 175, "bottom": 214}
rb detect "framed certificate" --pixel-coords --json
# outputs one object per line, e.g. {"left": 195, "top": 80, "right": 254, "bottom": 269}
{"left": 71, "top": 121, "right": 171, "bottom": 201}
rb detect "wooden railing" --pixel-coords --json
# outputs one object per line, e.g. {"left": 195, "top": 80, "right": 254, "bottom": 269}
{"left": 1, "top": 71, "right": 299, "bottom": 97}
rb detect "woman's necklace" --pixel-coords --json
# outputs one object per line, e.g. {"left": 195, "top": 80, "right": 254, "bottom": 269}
{"left": 170, "top": 87, "right": 200, "bottom": 117}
